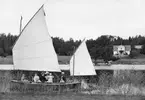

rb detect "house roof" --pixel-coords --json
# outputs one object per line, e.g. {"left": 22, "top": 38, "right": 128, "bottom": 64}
{"left": 113, "top": 45, "right": 131, "bottom": 51}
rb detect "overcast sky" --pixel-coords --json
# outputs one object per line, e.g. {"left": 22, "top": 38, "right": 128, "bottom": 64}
{"left": 0, "top": 0, "right": 145, "bottom": 40}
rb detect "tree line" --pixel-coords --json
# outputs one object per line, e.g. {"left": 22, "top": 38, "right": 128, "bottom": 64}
{"left": 0, "top": 33, "right": 145, "bottom": 62}
{"left": 0, "top": 33, "right": 17, "bottom": 57}
{"left": 53, "top": 35, "right": 145, "bottom": 62}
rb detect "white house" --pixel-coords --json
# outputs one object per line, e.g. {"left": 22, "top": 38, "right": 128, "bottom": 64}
{"left": 113, "top": 45, "right": 131, "bottom": 57}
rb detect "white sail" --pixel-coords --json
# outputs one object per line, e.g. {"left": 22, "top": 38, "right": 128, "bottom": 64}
{"left": 70, "top": 39, "right": 96, "bottom": 76}
{"left": 12, "top": 5, "right": 60, "bottom": 72}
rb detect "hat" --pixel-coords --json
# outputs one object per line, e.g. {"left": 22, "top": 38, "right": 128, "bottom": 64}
{"left": 45, "top": 71, "right": 49, "bottom": 74}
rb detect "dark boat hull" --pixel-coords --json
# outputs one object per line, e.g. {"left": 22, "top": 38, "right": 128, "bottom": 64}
{"left": 9, "top": 81, "right": 81, "bottom": 94}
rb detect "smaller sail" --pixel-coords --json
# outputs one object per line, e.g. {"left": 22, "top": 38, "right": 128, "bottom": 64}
{"left": 70, "top": 39, "right": 96, "bottom": 76}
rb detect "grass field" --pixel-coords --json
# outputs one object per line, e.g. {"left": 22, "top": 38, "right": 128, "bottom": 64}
{"left": 0, "top": 93, "right": 145, "bottom": 100}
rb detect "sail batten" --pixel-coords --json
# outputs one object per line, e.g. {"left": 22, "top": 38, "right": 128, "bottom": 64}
{"left": 70, "top": 39, "right": 96, "bottom": 76}
{"left": 12, "top": 5, "right": 60, "bottom": 72}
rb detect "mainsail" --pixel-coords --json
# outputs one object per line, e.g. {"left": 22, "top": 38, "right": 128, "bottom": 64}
{"left": 12, "top": 5, "right": 60, "bottom": 72}
{"left": 70, "top": 39, "right": 96, "bottom": 76}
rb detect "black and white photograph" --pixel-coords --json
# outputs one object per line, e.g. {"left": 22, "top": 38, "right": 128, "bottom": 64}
{"left": 0, "top": 0, "right": 145, "bottom": 100}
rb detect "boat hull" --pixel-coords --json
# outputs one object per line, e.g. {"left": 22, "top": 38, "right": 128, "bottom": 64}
{"left": 9, "top": 81, "right": 81, "bottom": 94}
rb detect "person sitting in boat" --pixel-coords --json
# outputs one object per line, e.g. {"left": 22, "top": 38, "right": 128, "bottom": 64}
{"left": 46, "top": 73, "right": 54, "bottom": 83}
{"left": 33, "top": 73, "right": 41, "bottom": 83}
{"left": 21, "top": 74, "right": 29, "bottom": 82}
{"left": 39, "top": 72, "right": 47, "bottom": 83}
{"left": 45, "top": 71, "right": 49, "bottom": 76}
{"left": 60, "top": 72, "right": 66, "bottom": 83}
{"left": 45, "top": 71, "right": 49, "bottom": 81}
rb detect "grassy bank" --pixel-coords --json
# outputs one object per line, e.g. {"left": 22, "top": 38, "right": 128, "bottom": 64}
{"left": 0, "top": 93, "right": 145, "bottom": 100}
{"left": 80, "top": 70, "right": 145, "bottom": 96}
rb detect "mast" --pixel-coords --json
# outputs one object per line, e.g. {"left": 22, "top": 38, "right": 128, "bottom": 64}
{"left": 72, "top": 46, "right": 75, "bottom": 80}
{"left": 19, "top": 16, "right": 23, "bottom": 34}
{"left": 13, "top": 15, "right": 22, "bottom": 70}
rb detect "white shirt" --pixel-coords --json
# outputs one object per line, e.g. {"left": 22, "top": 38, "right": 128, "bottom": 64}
{"left": 47, "top": 75, "right": 54, "bottom": 83}
{"left": 33, "top": 75, "right": 41, "bottom": 82}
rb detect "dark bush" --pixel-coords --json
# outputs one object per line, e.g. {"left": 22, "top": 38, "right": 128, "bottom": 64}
{"left": 129, "top": 49, "right": 140, "bottom": 58}
{"left": 110, "top": 56, "right": 120, "bottom": 61}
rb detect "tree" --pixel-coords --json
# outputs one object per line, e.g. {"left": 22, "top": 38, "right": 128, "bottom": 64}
{"left": 101, "top": 46, "right": 113, "bottom": 62}
{"left": 129, "top": 49, "right": 140, "bottom": 58}
{"left": 0, "top": 48, "right": 4, "bottom": 56}
{"left": 140, "top": 45, "right": 145, "bottom": 55}
{"left": 90, "top": 46, "right": 102, "bottom": 64}
{"left": 96, "top": 35, "right": 113, "bottom": 47}
{"left": 94, "top": 35, "right": 113, "bottom": 62}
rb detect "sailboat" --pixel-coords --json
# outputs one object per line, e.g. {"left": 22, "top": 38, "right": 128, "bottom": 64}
{"left": 69, "top": 39, "right": 96, "bottom": 89}
{"left": 9, "top": 5, "right": 81, "bottom": 94}
{"left": 70, "top": 39, "right": 96, "bottom": 76}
